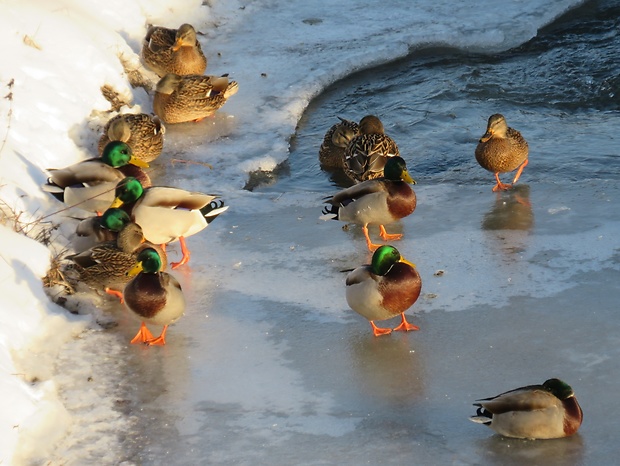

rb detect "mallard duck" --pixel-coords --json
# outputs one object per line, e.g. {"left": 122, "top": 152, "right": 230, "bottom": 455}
{"left": 318, "top": 117, "right": 360, "bottom": 168}
{"left": 470, "top": 378, "right": 583, "bottom": 439}
{"left": 321, "top": 156, "right": 416, "bottom": 251}
{"left": 72, "top": 207, "right": 132, "bottom": 252}
{"left": 346, "top": 245, "right": 421, "bottom": 336}
{"left": 98, "top": 113, "right": 165, "bottom": 163}
{"left": 141, "top": 23, "right": 207, "bottom": 77}
{"left": 109, "top": 177, "right": 229, "bottom": 269}
{"left": 67, "top": 222, "right": 167, "bottom": 302}
{"left": 42, "top": 141, "right": 150, "bottom": 213}
{"left": 343, "top": 115, "right": 400, "bottom": 183}
{"left": 475, "top": 114, "right": 529, "bottom": 192}
{"left": 123, "top": 247, "right": 185, "bottom": 346}
{"left": 153, "top": 73, "right": 239, "bottom": 124}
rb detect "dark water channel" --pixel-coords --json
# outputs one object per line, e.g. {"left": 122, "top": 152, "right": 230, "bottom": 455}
{"left": 256, "top": 0, "right": 619, "bottom": 194}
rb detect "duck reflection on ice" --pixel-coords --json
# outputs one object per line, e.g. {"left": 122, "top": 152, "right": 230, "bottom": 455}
{"left": 481, "top": 184, "right": 534, "bottom": 261}
{"left": 347, "top": 333, "right": 426, "bottom": 405}
{"left": 481, "top": 184, "right": 534, "bottom": 232}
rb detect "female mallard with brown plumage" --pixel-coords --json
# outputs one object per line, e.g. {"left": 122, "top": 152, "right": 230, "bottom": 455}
{"left": 67, "top": 221, "right": 167, "bottom": 302}
{"left": 109, "top": 177, "right": 228, "bottom": 269}
{"left": 346, "top": 245, "right": 421, "bottom": 336}
{"left": 141, "top": 23, "right": 207, "bottom": 77}
{"left": 98, "top": 113, "right": 165, "bottom": 163}
{"left": 124, "top": 247, "right": 185, "bottom": 346}
{"left": 42, "top": 141, "right": 150, "bottom": 213}
{"left": 343, "top": 115, "right": 400, "bottom": 183}
{"left": 318, "top": 117, "right": 360, "bottom": 168}
{"left": 153, "top": 73, "right": 239, "bottom": 124}
{"left": 475, "top": 113, "right": 529, "bottom": 192}
{"left": 321, "top": 156, "right": 416, "bottom": 251}
{"left": 470, "top": 378, "right": 583, "bottom": 439}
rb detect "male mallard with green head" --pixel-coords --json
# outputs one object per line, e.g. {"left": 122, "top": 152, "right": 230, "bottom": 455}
{"left": 142, "top": 23, "right": 207, "bottom": 77}
{"left": 98, "top": 113, "right": 165, "bottom": 164}
{"left": 343, "top": 115, "right": 400, "bottom": 183}
{"left": 124, "top": 248, "right": 185, "bottom": 346}
{"left": 73, "top": 207, "right": 131, "bottom": 253}
{"left": 475, "top": 114, "right": 529, "bottom": 192}
{"left": 470, "top": 378, "right": 583, "bottom": 439}
{"left": 346, "top": 245, "right": 421, "bottom": 336}
{"left": 321, "top": 156, "right": 416, "bottom": 251}
{"left": 109, "top": 177, "right": 228, "bottom": 269}
{"left": 42, "top": 141, "right": 150, "bottom": 213}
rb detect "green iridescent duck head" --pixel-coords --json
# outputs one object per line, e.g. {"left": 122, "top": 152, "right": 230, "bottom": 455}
{"left": 100, "top": 141, "right": 149, "bottom": 168}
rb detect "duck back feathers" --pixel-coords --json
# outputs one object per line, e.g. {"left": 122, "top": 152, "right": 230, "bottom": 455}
{"left": 142, "top": 23, "right": 207, "bottom": 77}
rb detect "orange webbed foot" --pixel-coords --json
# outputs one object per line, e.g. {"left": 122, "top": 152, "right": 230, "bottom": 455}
{"left": 379, "top": 225, "right": 403, "bottom": 242}
{"left": 370, "top": 321, "right": 392, "bottom": 336}
{"left": 170, "top": 258, "right": 189, "bottom": 269}
{"left": 144, "top": 325, "right": 169, "bottom": 346}
{"left": 492, "top": 173, "right": 513, "bottom": 192}
{"left": 492, "top": 182, "right": 512, "bottom": 192}
{"left": 130, "top": 322, "right": 155, "bottom": 344}
{"left": 144, "top": 336, "right": 166, "bottom": 346}
{"left": 393, "top": 313, "right": 420, "bottom": 332}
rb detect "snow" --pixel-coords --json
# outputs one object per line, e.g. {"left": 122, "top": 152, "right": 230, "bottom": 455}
{"left": 0, "top": 0, "right": 585, "bottom": 463}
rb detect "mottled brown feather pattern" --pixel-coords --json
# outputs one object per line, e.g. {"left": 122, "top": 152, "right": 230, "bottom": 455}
{"left": 67, "top": 224, "right": 167, "bottom": 290}
{"left": 318, "top": 118, "right": 360, "bottom": 168}
{"left": 142, "top": 24, "right": 207, "bottom": 77}
{"left": 475, "top": 115, "right": 528, "bottom": 174}
{"left": 344, "top": 133, "right": 400, "bottom": 182}
{"left": 97, "top": 113, "right": 164, "bottom": 163}
{"left": 153, "top": 74, "right": 238, "bottom": 123}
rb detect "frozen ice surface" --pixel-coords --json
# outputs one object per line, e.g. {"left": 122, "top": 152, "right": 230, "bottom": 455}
{"left": 57, "top": 182, "right": 620, "bottom": 464}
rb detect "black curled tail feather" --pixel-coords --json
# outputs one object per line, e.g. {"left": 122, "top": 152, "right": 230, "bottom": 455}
{"left": 321, "top": 204, "right": 339, "bottom": 220}
{"left": 41, "top": 180, "right": 66, "bottom": 202}
{"left": 473, "top": 405, "right": 492, "bottom": 425}
{"left": 200, "top": 199, "right": 229, "bottom": 224}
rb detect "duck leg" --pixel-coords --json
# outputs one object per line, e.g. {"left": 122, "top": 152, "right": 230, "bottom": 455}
{"left": 511, "top": 158, "right": 529, "bottom": 185}
{"left": 144, "top": 325, "right": 169, "bottom": 346}
{"left": 379, "top": 225, "right": 403, "bottom": 242}
{"left": 492, "top": 173, "right": 513, "bottom": 192}
{"left": 393, "top": 313, "right": 420, "bottom": 332}
{"left": 370, "top": 321, "right": 392, "bottom": 336}
{"left": 105, "top": 287, "right": 124, "bottom": 304}
{"left": 362, "top": 225, "right": 383, "bottom": 252}
{"left": 170, "top": 236, "right": 190, "bottom": 269}
{"left": 130, "top": 322, "right": 155, "bottom": 344}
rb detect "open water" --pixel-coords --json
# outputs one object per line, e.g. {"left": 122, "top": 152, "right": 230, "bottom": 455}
{"left": 260, "top": 0, "right": 619, "bottom": 193}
